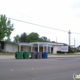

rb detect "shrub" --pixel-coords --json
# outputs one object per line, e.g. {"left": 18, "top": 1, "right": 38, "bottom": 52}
{"left": 57, "top": 51, "right": 65, "bottom": 54}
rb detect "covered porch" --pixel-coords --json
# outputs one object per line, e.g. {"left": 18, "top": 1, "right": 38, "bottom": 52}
{"left": 30, "top": 42, "right": 54, "bottom": 53}
{"left": 17, "top": 42, "right": 63, "bottom": 53}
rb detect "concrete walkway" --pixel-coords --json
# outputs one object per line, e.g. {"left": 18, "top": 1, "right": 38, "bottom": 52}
{"left": 0, "top": 55, "right": 15, "bottom": 59}
{"left": 0, "top": 55, "right": 80, "bottom": 59}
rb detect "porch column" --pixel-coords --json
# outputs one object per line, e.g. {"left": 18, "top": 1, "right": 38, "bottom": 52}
{"left": 19, "top": 45, "right": 21, "bottom": 51}
{"left": 43, "top": 46, "right": 44, "bottom": 52}
{"left": 46, "top": 44, "right": 48, "bottom": 52}
{"left": 50, "top": 46, "right": 51, "bottom": 53}
{"left": 38, "top": 43, "right": 39, "bottom": 52}
{"left": 31, "top": 45, "right": 33, "bottom": 52}
{"left": 53, "top": 46, "right": 54, "bottom": 53}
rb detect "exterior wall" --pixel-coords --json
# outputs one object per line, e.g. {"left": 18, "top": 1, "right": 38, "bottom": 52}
{"left": 29, "top": 46, "right": 36, "bottom": 52}
{"left": 13, "top": 44, "right": 18, "bottom": 52}
{"left": 42, "top": 46, "right": 46, "bottom": 52}
{"left": 29, "top": 46, "right": 46, "bottom": 52}
{"left": 2, "top": 42, "right": 64, "bottom": 53}
{"left": 4, "top": 43, "right": 18, "bottom": 52}
{"left": 40, "top": 47, "right": 43, "bottom": 52}
{"left": 53, "top": 46, "right": 61, "bottom": 54}
{"left": 21, "top": 46, "right": 23, "bottom": 51}
{"left": 29, "top": 47, "right": 31, "bottom": 52}
{"left": 44, "top": 47, "right": 46, "bottom": 52}
{"left": 23, "top": 46, "right": 30, "bottom": 52}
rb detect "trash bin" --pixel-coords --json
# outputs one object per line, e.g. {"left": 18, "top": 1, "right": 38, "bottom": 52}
{"left": 15, "top": 52, "right": 18, "bottom": 59}
{"left": 37, "top": 52, "right": 42, "bottom": 59}
{"left": 42, "top": 52, "right": 48, "bottom": 59}
{"left": 23, "top": 52, "right": 29, "bottom": 59}
{"left": 30, "top": 51, "right": 37, "bottom": 59}
{"left": 15, "top": 52, "right": 23, "bottom": 59}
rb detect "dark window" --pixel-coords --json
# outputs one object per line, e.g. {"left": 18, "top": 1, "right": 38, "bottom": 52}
{"left": 35, "top": 47, "right": 38, "bottom": 52}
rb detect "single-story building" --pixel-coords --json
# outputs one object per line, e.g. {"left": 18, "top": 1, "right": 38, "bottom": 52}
{"left": 0, "top": 41, "right": 65, "bottom": 54}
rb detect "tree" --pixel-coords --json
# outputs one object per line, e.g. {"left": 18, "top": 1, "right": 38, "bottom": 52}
{"left": 14, "top": 35, "right": 20, "bottom": 42}
{"left": 41, "top": 36, "right": 50, "bottom": 42}
{"left": 27, "top": 32, "right": 40, "bottom": 42}
{"left": 68, "top": 46, "right": 74, "bottom": 53}
{"left": 5, "top": 38, "right": 11, "bottom": 42}
{"left": 19, "top": 32, "right": 27, "bottom": 42}
{"left": 38, "top": 38, "right": 44, "bottom": 42}
{"left": 0, "top": 14, "right": 14, "bottom": 41}
{"left": 63, "top": 43, "right": 68, "bottom": 46}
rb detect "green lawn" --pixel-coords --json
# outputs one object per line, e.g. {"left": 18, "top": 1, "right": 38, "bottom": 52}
{"left": 48, "top": 53, "right": 80, "bottom": 55}
{"left": 0, "top": 52, "right": 80, "bottom": 56}
{"left": 0, "top": 52, "right": 15, "bottom": 55}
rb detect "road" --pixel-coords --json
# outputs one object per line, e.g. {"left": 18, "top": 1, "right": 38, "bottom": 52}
{"left": 0, "top": 58, "right": 80, "bottom": 80}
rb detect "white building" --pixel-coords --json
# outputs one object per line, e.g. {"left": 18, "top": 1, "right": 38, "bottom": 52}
{"left": 0, "top": 41, "right": 65, "bottom": 54}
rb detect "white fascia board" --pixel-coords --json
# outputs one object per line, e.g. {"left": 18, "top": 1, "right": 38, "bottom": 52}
{"left": 30, "top": 42, "right": 49, "bottom": 45}
{"left": 17, "top": 43, "right": 33, "bottom": 46}
{"left": 30, "top": 42, "right": 51, "bottom": 46}
{"left": 29, "top": 42, "right": 64, "bottom": 46}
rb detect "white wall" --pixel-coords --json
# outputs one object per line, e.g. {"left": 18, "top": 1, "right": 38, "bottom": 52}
{"left": 5, "top": 43, "right": 18, "bottom": 52}
{"left": 53, "top": 46, "right": 61, "bottom": 54}
{"left": 23, "top": 46, "right": 30, "bottom": 52}
{"left": 13, "top": 44, "right": 18, "bottom": 52}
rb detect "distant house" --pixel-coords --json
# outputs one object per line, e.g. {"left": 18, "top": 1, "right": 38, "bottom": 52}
{"left": 77, "top": 45, "right": 80, "bottom": 50}
{"left": 0, "top": 41, "right": 65, "bottom": 54}
{"left": 0, "top": 41, "right": 18, "bottom": 52}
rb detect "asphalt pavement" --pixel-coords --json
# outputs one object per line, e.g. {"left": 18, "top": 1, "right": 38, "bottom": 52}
{"left": 0, "top": 54, "right": 80, "bottom": 59}
{"left": 0, "top": 57, "right": 80, "bottom": 80}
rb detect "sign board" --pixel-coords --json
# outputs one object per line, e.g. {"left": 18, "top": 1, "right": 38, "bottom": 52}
{"left": 61, "top": 46, "right": 68, "bottom": 52}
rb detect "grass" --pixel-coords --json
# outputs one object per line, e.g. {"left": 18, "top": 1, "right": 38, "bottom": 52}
{"left": 0, "top": 52, "right": 15, "bottom": 55}
{"left": 48, "top": 53, "right": 80, "bottom": 56}
{"left": 0, "top": 52, "right": 80, "bottom": 56}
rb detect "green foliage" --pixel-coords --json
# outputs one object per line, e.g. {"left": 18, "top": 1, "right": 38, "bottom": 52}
{"left": 63, "top": 43, "right": 68, "bottom": 46}
{"left": 0, "top": 14, "right": 14, "bottom": 41}
{"left": 14, "top": 35, "right": 20, "bottom": 42}
{"left": 38, "top": 38, "right": 44, "bottom": 42}
{"left": 5, "top": 38, "right": 11, "bottom": 42}
{"left": 27, "top": 32, "right": 39, "bottom": 42}
{"left": 41, "top": 36, "right": 50, "bottom": 42}
{"left": 19, "top": 32, "right": 27, "bottom": 42}
{"left": 68, "top": 46, "right": 74, "bottom": 53}
{"left": 14, "top": 32, "right": 51, "bottom": 42}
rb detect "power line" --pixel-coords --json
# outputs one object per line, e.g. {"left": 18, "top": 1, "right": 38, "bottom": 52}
{"left": 7, "top": 17, "right": 68, "bottom": 32}
{"left": 2, "top": 7, "right": 46, "bottom": 22}
{"left": 7, "top": 17, "right": 80, "bottom": 35}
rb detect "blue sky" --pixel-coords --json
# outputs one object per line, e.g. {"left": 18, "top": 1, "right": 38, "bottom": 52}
{"left": 0, "top": 0, "right": 80, "bottom": 46}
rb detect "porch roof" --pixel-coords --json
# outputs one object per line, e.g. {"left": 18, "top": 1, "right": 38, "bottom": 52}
{"left": 12, "top": 42, "right": 64, "bottom": 46}
{"left": 29, "top": 42, "right": 64, "bottom": 46}
{"left": 16, "top": 43, "right": 32, "bottom": 46}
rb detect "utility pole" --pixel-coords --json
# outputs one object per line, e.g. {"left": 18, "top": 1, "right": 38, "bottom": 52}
{"left": 74, "top": 37, "right": 75, "bottom": 48}
{"left": 56, "top": 37, "right": 57, "bottom": 42}
{"left": 68, "top": 30, "right": 71, "bottom": 47}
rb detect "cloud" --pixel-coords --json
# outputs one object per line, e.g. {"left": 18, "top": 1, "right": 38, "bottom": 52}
{"left": 71, "top": 0, "right": 80, "bottom": 17}
{"left": 72, "top": 0, "right": 80, "bottom": 9}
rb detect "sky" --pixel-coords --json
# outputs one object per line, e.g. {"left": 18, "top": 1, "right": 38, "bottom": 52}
{"left": 0, "top": 0, "right": 80, "bottom": 46}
